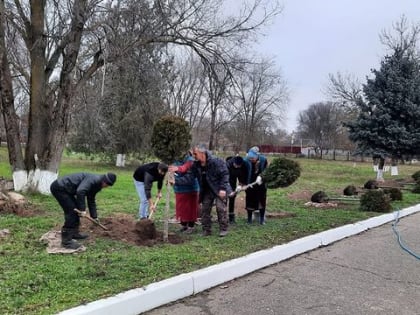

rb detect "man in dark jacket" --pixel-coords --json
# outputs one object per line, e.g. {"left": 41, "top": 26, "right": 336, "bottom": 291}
{"left": 133, "top": 162, "right": 168, "bottom": 219}
{"left": 50, "top": 172, "right": 117, "bottom": 249}
{"left": 175, "top": 144, "right": 232, "bottom": 237}
{"left": 226, "top": 155, "right": 249, "bottom": 224}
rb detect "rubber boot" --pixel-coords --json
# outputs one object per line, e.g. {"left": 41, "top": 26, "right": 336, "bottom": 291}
{"left": 72, "top": 226, "right": 89, "bottom": 240}
{"left": 229, "top": 213, "right": 236, "bottom": 224}
{"left": 61, "top": 228, "right": 82, "bottom": 249}
{"left": 259, "top": 209, "right": 266, "bottom": 225}
{"left": 247, "top": 210, "right": 253, "bottom": 224}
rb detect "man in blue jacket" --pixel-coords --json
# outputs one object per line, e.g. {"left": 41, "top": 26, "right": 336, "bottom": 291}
{"left": 50, "top": 172, "right": 117, "bottom": 249}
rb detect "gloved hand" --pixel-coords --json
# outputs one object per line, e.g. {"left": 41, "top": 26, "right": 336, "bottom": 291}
{"left": 256, "top": 176, "right": 263, "bottom": 185}
{"left": 228, "top": 191, "right": 236, "bottom": 198}
{"left": 76, "top": 209, "right": 86, "bottom": 217}
{"left": 235, "top": 185, "right": 242, "bottom": 193}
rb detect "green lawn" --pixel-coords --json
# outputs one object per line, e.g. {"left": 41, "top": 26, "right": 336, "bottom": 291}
{"left": 1, "top": 148, "right": 419, "bottom": 314}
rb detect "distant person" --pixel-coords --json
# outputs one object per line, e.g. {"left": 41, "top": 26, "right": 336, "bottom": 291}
{"left": 244, "top": 146, "right": 268, "bottom": 224}
{"left": 133, "top": 162, "right": 168, "bottom": 219}
{"left": 173, "top": 144, "right": 232, "bottom": 237}
{"left": 169, "top": 151, "right": 200, "bottom": 233}
{"left": 50, "top": 172, "right": 117, "bottom": 249}
{"left": 225, "top": 155, "right": 249, "bottom": 224}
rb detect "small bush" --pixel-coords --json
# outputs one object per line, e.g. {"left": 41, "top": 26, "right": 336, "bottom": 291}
{"left": 412, "top": 183, "right": 420, "bottom": 194}
{"left": 383, "top": 188, "right": 403, "bottom": 201}
{"left": 311, "top": 190, "right": 329, "bottom": 203}
{"left": 359, "top": 190, "right": 392, "bottom": 213}
{"left": 262, "top": 157, "right": 301, "bottom": 189}
{"left": 412, "top": 171, "right": 420, "bottom": 182}
{"left": 343, "top": 185, "right": 358, "bottom": 196}
{"left": 364, "top": 180, "right": 378, "bottom": 189}
{"left": 151, "top": 115, "right": 191, "bottom": 164}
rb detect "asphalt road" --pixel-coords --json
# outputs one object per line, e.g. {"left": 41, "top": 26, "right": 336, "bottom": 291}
{"left": 144, "top": 212, "right": 420, "bottom": 315}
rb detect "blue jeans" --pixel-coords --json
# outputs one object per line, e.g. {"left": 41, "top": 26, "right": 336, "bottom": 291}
{"left": 134, "top": 180, "right": 149, "bottom": 218}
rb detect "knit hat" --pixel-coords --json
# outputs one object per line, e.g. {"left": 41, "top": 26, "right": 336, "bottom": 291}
{"left": 104, "top": 173, "right": 117, "bottom": 186}
{"left": 233, "top": 156, "right": 243, "bottom": 166}
{"left": 249, "top": 146, "right": 260, "bottom": 153}
{"left": 247, "top": 149, "right": 258, "bottom": 159}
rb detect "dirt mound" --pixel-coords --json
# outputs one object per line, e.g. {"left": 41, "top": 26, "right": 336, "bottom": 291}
{"left": 79, "top": 213, "right": 183, "bottom": 247}
{"left": 0, "top": 200, "right": 43, "bottom": 217}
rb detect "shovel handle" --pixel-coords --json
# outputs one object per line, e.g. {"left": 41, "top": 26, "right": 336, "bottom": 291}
{"left": 74, "top": 209, "right": 108, "bottom": 230}
{"left": 148, "top": 196, "right": 161, "bottom": 220}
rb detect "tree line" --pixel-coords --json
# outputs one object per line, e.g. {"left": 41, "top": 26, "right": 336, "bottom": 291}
{"left": 0, "top": 0, "right": 288, "bottom": 193}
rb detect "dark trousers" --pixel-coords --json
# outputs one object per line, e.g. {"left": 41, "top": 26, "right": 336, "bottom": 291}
{"left": 228, "top": 196, "right": 235, "bottom": 215}
{"left": 50, "top": 181, "right": 80, "bottom": 229}
{"left": 200, "top": 191, "right": 228, "bottom": 232}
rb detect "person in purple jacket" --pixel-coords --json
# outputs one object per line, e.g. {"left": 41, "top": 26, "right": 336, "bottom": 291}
{"left": 50, "top": 172, "right": 117, "bottom": 249}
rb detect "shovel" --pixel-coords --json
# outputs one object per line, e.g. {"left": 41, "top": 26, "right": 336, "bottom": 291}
{"left": 74, "top": 208, "right": 109, "bottom": 230}
{"left": 148, "top": 196, "right": 161, "bottom": 220}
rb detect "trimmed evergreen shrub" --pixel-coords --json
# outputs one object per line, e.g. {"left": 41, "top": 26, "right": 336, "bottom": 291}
{"left": 359, "top": 190, "right": 392, "bottom": 213}
{"left": 311, "top": 190, "right": 329, "bottom": 203}
{"left": 151, "top": 115, "right": 192, "bottom": 164}
{"left": 262, "top": 157, "right": 301, "bottom": 189}
{"left": 383, "top": 187, "right": 402, "bottom": 201}
{"left": 343, "top": 185, "right": 358, "bottom": 196}
{"left": 412, "top": 170, "right": 420, "bottom": 182}
{"left": 412, "top": 183, "right": 420, "bottom": 194}
{"left": 364, "top": 180, "right": 378, "bottom": 189}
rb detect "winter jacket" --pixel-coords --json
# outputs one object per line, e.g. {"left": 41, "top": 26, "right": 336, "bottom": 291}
{"left": 55, "top": 172, "right": 104, "bottom": 218}
{"left": 133, "top": 162, "right": 165, "bottom": 199}
{"left": 244, "top": 154, "right": 268, "bottom": 184}
{"left": 173, "top": 157, "right": 199, "bottom": 194}
{"left": 176, "top": 150, "right": 232, "bottom": 199}
{"left": 226, "top": 156, "right": 251, "bottom": 187}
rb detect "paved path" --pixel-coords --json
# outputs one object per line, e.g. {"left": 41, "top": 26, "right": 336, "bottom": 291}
{"left": 145, "top": 212, "right": 420, "bottom": 315}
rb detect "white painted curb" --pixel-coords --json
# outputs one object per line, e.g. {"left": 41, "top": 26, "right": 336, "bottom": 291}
{"left": 58, "top": 204, "right": 420, "bottom": 315}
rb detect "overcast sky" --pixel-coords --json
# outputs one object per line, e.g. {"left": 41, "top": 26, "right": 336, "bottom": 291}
{"left": 253, "top": 0, "right": 420, "bottom": 132}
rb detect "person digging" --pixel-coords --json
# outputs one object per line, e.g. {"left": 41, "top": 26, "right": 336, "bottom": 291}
{"left": 50, "top": 172, "right": 117, "bottom": 249}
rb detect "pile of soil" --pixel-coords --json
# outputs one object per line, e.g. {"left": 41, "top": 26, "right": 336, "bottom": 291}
{"left": 79, "top": 213, "right": 183, "bottom": 247}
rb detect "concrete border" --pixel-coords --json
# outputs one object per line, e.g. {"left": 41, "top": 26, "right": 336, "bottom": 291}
{"left": 58, "top": 204, "right": 420, "bottom": 315}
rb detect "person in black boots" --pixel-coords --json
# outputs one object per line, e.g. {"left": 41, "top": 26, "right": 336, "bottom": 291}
{"left": 243, "top": 147, "right": 268, "bottom": 225}
{"left": 50, "top": 172, "right": 117, "bottom": 249}
{"left": 226, "top": 155, "right": 249, "bottom": 224}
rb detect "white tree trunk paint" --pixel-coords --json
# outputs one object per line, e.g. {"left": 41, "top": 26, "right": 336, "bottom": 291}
{"left": 376, "top": 169, "right": 384, "bottom": 182}
{"left": 13, "top": 169, "right": 57, "bottom": 194}
{"left": 116, "top": 154, "right": 126, "bottom": 167}
{"left": 37, "top": 170, "right": 58, "bottom": 194}
{"left": 373, "top": 165, "right": 378, "bottom": 172}
{"left": 391, "top": 166, "right": 398, "bottom": 176}
{"left": 13, "top": 170, "right": 28, "bottom": 192}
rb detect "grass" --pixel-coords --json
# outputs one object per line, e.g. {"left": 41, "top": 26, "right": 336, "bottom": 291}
{"left": 1, "top": 147, "right": 419, "bottom": 314}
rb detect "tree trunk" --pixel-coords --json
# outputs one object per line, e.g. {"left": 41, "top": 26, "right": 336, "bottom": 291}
{"left": 12, "top": 0, "right": 89, "bottom": 194}
{"left": 376, "top": 157, "right": 385, "bottom": 182}
{"left": 0, "top": 0, "right": 25, "bottom": 178}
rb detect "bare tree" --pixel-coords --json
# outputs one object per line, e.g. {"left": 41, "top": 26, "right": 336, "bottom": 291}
{"left": 297, "top": 101, "right": 351, "bottom": 154}
{"left": 0, "top": 0, "right": 24, "bottom": 172}
{"left": 380, "top": 15, "right": 420, "bottom": 57}
{"left": 166, "top": 55, "right": 207, "bottom": 128}
{"left": 231, "top": 58, "right": 288, "bottom": 150}
{"left": 1, "top": 0, "right": 282, "bottom": 193}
